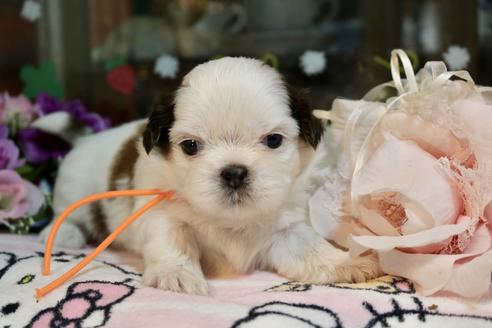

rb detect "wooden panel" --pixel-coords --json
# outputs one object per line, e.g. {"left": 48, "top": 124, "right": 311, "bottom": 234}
{"left": 39, "top": 0, "right": 92, "bottom": 100}
{"left": 360, "top": 0, "right": 402, "bottom": 91}
{"left": 0, "top": 0, "right": 38, "bottom": 93}
{"left": 90, "top": 0, "right": 132, "bottom": 48}
{"left": 360, "top": 0, "right": 478, "bottom": 91}
{"left": 439, "top": 0, "right": 478, "bottom": 75}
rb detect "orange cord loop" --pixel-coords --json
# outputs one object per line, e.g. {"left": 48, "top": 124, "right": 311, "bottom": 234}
{"left": 36, "top": 189, "right": 174, "bottom": 301}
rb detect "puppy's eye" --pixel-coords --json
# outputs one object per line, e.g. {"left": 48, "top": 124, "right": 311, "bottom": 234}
{"left": 263, "top": 134, "right": 283, "bottom": 149}
{"left": 180, "top": 139, "right": 201, "bottom": 156}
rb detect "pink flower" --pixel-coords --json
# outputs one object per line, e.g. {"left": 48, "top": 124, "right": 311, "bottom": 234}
{"left": 310, "top": 60, "right": 492, "bottom": 298}
{"left": 0, "top": 170, "right": 44, "bottom": 223}
{"left": 0, "top": 93, "right": 37, "bottom": 127}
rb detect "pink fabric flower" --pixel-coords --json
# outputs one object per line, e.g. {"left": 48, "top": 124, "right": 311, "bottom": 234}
{"left": 0, "top": 170, "right": 43, "bottom": 222}
{"left": 0, "top": 93, "right": 37, "bottom": 127}
{"left": 310, "top": 61, "right": 492, "bottom": 298}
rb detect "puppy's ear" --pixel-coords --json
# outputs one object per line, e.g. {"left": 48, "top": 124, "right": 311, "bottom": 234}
{"left": 287, "top": 86, "right": 324, "bottom": 148}
{"left": 142, "top": 94, "right": 175, "bottom": 155}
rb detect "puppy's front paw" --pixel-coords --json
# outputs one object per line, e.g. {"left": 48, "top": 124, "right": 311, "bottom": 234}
{"left": 281, "top": 243, "right": 383, "bottom": 284}
{"left": 143, "top": 261, "right": 208, "bottom": 296}
{"left": 333, "top": 254, "right": 384, "bottom": 283}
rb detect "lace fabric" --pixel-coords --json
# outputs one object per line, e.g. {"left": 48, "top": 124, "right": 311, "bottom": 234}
{"left": 310, "top": 50, "right": 492, "bottom": 298}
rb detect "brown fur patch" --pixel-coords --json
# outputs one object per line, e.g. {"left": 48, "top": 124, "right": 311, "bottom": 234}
{"left": 109, "top": 131, "right": 141, "bottom": 191}
{"left": 90, "top": 202, "right": 109, "bottom": 242}
{"left": 88, "top": 129, "right": 142, "bottom": 242}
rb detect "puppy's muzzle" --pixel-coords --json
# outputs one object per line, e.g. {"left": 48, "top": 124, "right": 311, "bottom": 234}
{"left": 220, "top": 164, "right": 249, "bottom": 190}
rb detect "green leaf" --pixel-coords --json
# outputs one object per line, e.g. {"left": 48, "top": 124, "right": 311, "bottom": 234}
{"left": 21, "top": 61, "right": 64, "bottom": 100}
{"left": 261, "top": 53, "right": 279, "bottom": 70}
{"left": 373, "top": 50, "right": 420, "bottom": 73}
{"left": 104, "top": 58, "right": 126, "bottom": 71}
{"left": 16, "top": 163, "right": 46, "bottom": 181}
{"left": 7, "top": 217, "right": 35, "bottom": 234}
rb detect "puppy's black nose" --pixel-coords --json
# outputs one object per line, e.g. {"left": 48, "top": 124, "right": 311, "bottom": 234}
{"left": 220, "top": 164, "right": 249, "bottom": 189}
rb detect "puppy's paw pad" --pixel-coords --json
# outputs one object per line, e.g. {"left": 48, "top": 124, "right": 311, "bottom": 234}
{"left": 39, "top": 223, "right": 86, "bottom": 249}
{"left": 143, "top": 263, "right": 208, "bottom": 296}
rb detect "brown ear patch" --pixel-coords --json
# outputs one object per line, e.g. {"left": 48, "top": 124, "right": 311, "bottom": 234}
{"left": 287, "top": 86, "right": 324, "bottom": 148}
{"left": 142, "top": 93, "right": 175, "bottom": 156}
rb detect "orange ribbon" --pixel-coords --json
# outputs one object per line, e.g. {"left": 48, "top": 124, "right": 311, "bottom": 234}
{"left": 36, "top": 189, "right": 174, "bottom": 301}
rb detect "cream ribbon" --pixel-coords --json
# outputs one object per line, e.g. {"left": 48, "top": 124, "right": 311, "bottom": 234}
{"left": 390, "top": 49, "right": 418, "bottom": 94}
{"left": 314, "top": 49, "right": 487, "bottom": 217}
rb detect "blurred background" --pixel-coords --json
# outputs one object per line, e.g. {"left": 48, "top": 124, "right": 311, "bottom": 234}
{"left": 1, "top": 0, "right": 492, "bottom": 125}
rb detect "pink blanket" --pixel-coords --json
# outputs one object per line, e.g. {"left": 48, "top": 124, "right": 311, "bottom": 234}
{"left": 1, "top": 234, "right": 491, "bottom": 327}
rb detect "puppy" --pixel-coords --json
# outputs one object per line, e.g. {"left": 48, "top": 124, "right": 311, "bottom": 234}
{"left": 41, "top": 57, "right": 381, "bottom": 295}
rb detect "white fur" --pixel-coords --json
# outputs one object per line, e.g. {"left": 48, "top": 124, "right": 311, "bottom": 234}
{"left": 41, "top": 57, "right": 381, "bottom": 295}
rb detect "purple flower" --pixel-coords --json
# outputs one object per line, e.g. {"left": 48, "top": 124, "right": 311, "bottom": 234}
{"left": 36, "top": 92, "right": 61, "bottom": 115}
{"left": 81, "top": 113, "right": 111, "bottom": 132}
{"left": 0, "top": 125, "right": 8, "bottom": 139}
{"left": 0, "top": 139, "right": 23, "bottom": 170}
{"left": 0, "top": 170, "right": 44, "bottom": 222}
{"left": 63, "top": 99, "right": 86, "bottom": 117}
{"left": 35, "top": 93, "right": 110, "bottom": 132}
{"left": 17, "top": 128, "right": 71, "bottom": 164}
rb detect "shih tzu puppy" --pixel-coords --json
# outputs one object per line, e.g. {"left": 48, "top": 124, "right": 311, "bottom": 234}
{"left": 41, "top": 57, "right": 381, "bottom": 295}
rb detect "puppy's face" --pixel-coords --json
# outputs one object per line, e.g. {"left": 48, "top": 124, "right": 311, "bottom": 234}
{"left": 143, "top": 57, "right": 322, "bottom": 222}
